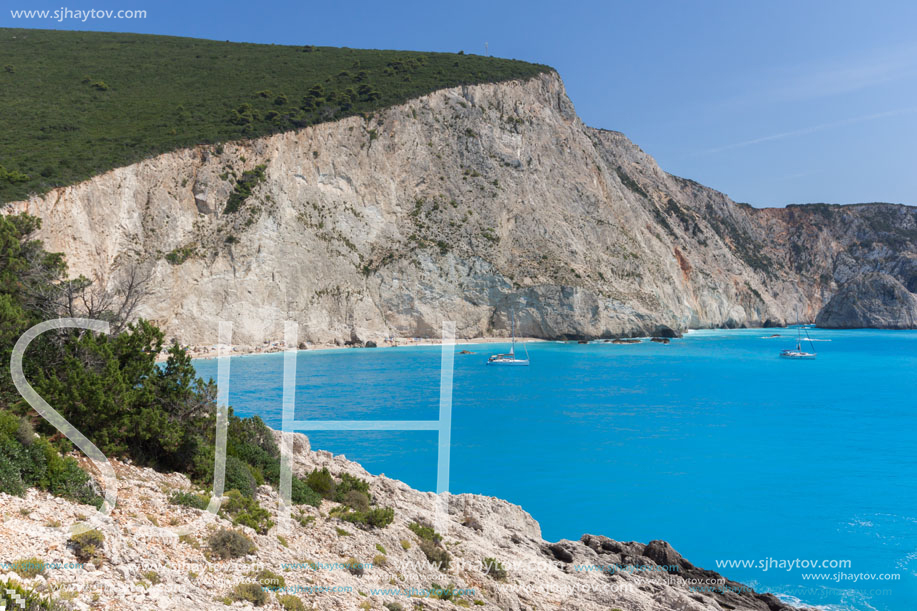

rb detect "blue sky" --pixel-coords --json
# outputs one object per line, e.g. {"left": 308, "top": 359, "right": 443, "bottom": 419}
{"left": 4, "top": 0, "right": 916, "bottom": 206}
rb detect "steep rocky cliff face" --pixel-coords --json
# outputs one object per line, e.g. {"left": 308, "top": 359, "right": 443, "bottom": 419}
{"left": 6, "top": 72, "right": 917, "bottom": 345}
{"left": 816, "top": 272, "right": 917, "bottom": 328}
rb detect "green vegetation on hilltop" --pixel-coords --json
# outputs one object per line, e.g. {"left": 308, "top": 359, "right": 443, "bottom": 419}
{"left": 0, "top": 28, "right": 551, "bottom": 203}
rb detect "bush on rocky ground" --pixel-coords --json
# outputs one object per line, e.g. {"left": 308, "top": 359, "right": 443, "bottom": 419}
{"left": 169, "top": 490, "right": 209, "bottom": 509}
{"left": 220, "top": 489, "right": 274, "bottom": 534}
{"left": 229, "top": 582, "right": 267, "bottom": 606}
{"left": 278, "top": 594, "right": 306, "bottom": 611}
{"left": 207, "top": 528, "right": 256, "bottom": 560}
{"left": 0, "top": 411, "right": 102, "bottom": 508}
{"left": 419, "top": 539, "right": 451, "bottom": 571}
{"left": 67, "top": 529, "right": 105, "bottom": 568}
{"left": 10, "top": 557, "right": 46, "bottom": 579}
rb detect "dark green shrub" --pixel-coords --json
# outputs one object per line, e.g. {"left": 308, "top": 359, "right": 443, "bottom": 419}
{"left": 230, "top": 582, "right": 267, "bottom": 606}
{"left": 226, "top": 415, "right": 277, "bottom": 486}
{"left": 164, "top": 245, "right": 194, "bottom": 265}
{"left": 224, "top": 164, "right": 266, "bottom": 214}
{"left": 69, "top": 529, "right": 104, "bottom": 563}
{"left": 340, "top": 489, "right": 370, "bottom": 511}
{"left": 207, "top": 528, "right": 256, "bottom": 560}
{"left": 27, "top": 318, "right": 218, "bottom": 472}
{"left": 291, "top": 477, "right": 321, "bottom": 506}
{"left": 169, "top": 491, "right": 209, "bottom": 510}
{"left": 344, "top": 557, "right": 364, "bottom": 577}
{"left": 220, "top": 489, "right": 274, "bottom": 534}
{"left": 251, "top": 568, "right": 285, "bottom": 590}
{"left": 225, "top": 414, "right": 321, "bottom": 505}
{"left": 419, "top": 539, "right": 451, "bottom": 571}
{"left": 383, "top": 603, "right": 404, "bottom": 611}
{"left": 306, "top": 467, "right": 336, "bottom": 498}
{"left": 0, "top": 412, "right": 101, "bottom": 507}
{"left": 293, "top": 510, "right": 315, "bottom": 527}
{"left": 279, "top": 594, "right": 306, "bottom": 611}
{"left": 408, "top": 521, "right": 441, "bottom": 543}
{"left": 223, "top": 455, "right": 257, "bottom": 498}
{"left": 340, "top": 506, "right": 395, "bottom": 529}
{"left": 431, "top": 583, "right": 460, "bottom": 601}
{"left": 334, "top": 473, "right": 369, "bottom": 498}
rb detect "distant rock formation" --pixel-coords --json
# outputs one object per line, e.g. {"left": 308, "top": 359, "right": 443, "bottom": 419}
{"left": 816, "top": 272, "right": 917, "bottom": 329}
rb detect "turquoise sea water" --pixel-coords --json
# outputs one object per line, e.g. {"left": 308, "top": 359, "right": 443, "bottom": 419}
{"left": 194, "top": 328, "right": 917, "bottom": 611}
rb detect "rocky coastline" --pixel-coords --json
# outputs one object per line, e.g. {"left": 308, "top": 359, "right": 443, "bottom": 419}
{"left": 0, "top": 432, "right": 810, "bottom": 611}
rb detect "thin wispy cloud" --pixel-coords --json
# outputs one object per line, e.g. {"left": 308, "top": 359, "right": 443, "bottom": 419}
{"left": 719, "top": 42, "right": 917, "bottom": 109}
{"left": 772, "top": 43, "right": 917, "bottom": 102}
{"left": 700, "top": 107, "right": 917, "bottom": 155}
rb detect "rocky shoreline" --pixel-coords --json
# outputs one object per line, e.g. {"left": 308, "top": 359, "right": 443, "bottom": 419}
{"left": 0, "top": 431, "right": 810, "bottom": 611}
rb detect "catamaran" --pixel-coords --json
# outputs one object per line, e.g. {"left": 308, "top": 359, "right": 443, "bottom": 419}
{"left": 487, "top": 311, "right": 529, "bottom": 366}
{"left": 780, "top": 309, "right": 817, "bottom": 359}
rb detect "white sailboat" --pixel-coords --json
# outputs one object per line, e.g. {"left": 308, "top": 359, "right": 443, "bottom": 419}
{"left": 487, "top": 311, "right": 529, "bottom": 366}
{"left": 780, "top": 309, "right": 817, "bottom": 359}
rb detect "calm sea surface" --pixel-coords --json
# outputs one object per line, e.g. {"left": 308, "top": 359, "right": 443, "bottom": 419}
{"left": 194, "top": 328, "right": 917, "bottom": 611}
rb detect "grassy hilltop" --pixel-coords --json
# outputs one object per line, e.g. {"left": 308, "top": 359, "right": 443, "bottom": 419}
{"left": 0, "top": 28, "right": 551, "bottom": 203}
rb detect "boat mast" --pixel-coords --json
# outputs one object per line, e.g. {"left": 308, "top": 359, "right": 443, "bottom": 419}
{"left": 802, "top": 315, "right": 816, "bottom": 353}
{"left": 510, "top": 311, "right": 516, "bottom": 355}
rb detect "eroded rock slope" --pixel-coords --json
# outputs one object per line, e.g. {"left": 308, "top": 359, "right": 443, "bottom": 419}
{"left": 7, "top": 72, "right": 916, "bottom": 345}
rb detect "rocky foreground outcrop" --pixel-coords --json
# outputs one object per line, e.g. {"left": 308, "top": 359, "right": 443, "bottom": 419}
{"left": 6, "top": 72, "right": 916, "bottom": 345}
{"left": 0, "top": 432, "right": 805, "bottom": 611}
{"left": 815, "top": 272, "right": 917, "bottom": 329}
